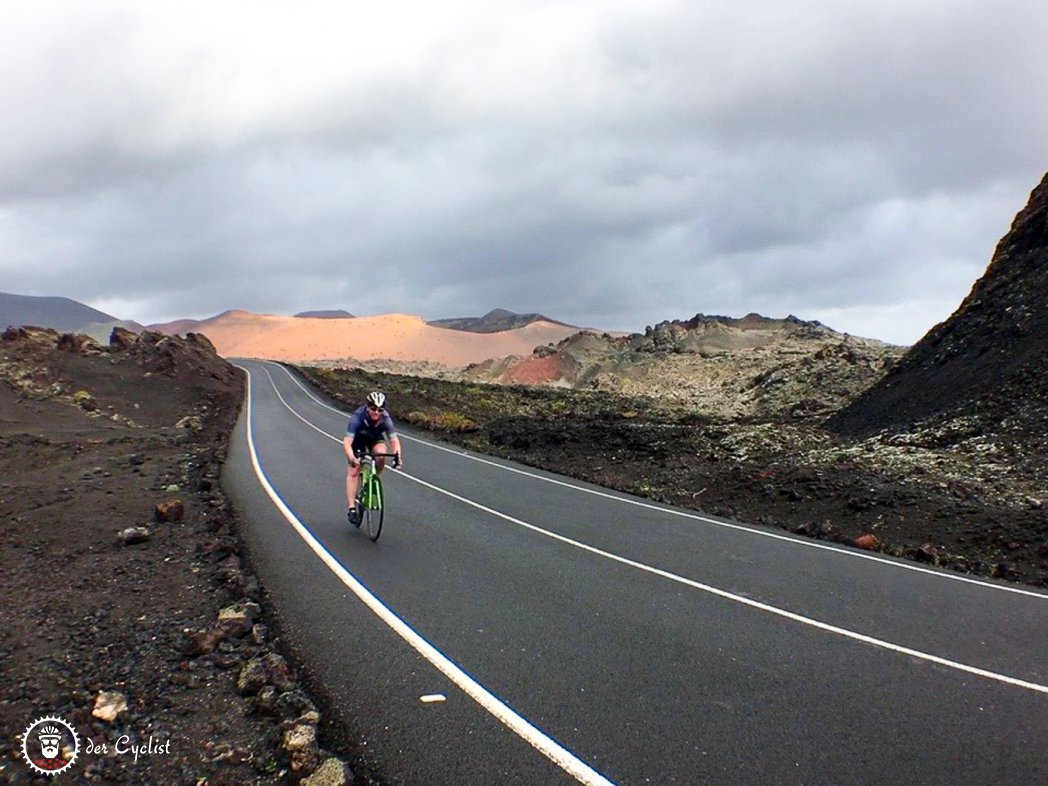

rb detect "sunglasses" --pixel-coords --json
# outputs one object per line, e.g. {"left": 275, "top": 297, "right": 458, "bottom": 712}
{"left": 366, "top": 404, "right": 381, "bottom": 412}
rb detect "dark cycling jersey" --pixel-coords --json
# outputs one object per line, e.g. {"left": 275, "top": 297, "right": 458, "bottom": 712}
{"left": 346, "top": 406, "right": 396, "bottom": 453}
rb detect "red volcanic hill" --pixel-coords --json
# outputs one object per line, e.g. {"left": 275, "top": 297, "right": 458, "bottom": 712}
{"left": 148, "top": 310, "right": 587, "bottom": 366}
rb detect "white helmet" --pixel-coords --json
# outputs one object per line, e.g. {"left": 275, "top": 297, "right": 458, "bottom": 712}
{"left": 366, "top": 391, "right": 386, "bottom": 409}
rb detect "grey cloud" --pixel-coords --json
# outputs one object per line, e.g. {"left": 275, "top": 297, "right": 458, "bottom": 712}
{"left": 2, "top": 2, "right": 1047, "bottom": 345}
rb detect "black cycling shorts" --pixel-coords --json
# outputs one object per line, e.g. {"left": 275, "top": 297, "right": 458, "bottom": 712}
{"left": 351, "top": 437, "right": 385, "bottom": 458}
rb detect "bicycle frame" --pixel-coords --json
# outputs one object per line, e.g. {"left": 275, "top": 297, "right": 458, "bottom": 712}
{"left": 358, "top": 455, "right": 384, "bottom": 509}
{"left": 355, "top": 451, "right": 394, "bottom": 541}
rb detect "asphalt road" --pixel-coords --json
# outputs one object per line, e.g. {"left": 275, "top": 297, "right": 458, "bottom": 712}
{"left": 223, "top": 360, "right": 1048, "bottom": 785}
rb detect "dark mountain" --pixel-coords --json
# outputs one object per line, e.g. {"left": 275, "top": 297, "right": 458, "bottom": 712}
{"left": 294, "top": 310, "right": 355, "bottom": 319}
{"left": 676, "top": 312, "right": 833, "bottom": 333}
{"left": 429, "top": 308, "right": 575, "bottom": 333}
{"left": 828, "top": 171, "right": 1048, "bottom": 438}
{"left": 0, "top": 292, "right": 118, "bottom": 333}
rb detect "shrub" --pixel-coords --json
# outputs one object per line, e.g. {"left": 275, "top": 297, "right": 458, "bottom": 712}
{"left": 431, "top": 412, "right": 479, "bottom": 432}
{"left": 403, "top": 411, "right": 432, "bottom": 427}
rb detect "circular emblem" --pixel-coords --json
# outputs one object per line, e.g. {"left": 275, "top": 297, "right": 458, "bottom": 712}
{"left": 21, "top": 715, "right": 80, "bottom": 776}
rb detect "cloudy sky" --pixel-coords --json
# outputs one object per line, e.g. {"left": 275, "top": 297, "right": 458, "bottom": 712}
{"left": 2, "top": 1, "right": 1046, "bottom": 344}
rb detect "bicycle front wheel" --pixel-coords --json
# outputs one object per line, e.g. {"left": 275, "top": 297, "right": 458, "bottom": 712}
{"left": 363, "top": 477, "right": 384, "bottom": 541}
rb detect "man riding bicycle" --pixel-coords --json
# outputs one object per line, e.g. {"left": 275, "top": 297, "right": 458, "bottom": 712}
{"left": 344, "top": 391, "right": 402, "bottom": 525}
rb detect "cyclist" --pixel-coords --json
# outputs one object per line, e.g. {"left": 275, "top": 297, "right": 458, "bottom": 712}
{"left": 345, "top": 391, "right": 402, "bottom": 525}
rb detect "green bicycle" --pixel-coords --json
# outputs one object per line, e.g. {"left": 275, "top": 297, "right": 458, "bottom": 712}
{"left": 354, "top": 451, "right": 398, "bottom": 541}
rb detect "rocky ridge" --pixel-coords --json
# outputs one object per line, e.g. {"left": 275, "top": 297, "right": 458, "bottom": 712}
{"left": 456, "top": 313, "right": 904, "bottom": 420}
{"left": 313, "top": 314, "right": 904, "bottom": 422}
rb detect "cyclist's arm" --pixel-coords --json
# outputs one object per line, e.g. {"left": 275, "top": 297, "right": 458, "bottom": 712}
{"left": 383, "top": 413, "right": 402, "bottom": 466}
{"left": 345, "top": 410, "right": 364, "bottom": 463}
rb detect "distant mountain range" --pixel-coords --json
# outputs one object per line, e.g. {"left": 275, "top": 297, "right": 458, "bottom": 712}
{"left": 145, "top": 310, "right": 584, "bottom": 366}
{"left": 0, "top": 295, "right": 577, "bottom": 339}
{"left": 293, "top": 310, "right": 355, "bottom": 319}
{"left": 148, "top": 308, "right": 572, "bottom": 334}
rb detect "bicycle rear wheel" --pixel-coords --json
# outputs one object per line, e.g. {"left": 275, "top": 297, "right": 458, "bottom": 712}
{"left": 363, "top": 476, "right": 384, "bottom": 541}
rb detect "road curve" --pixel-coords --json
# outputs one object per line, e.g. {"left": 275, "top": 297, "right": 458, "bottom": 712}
{"left": 223, "top": 360, "right": 1048, "bottom": 785}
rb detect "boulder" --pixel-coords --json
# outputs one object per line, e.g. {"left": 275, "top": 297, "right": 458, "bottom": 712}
{"left": 275, "top": 689, "right": 316, "bottom": 720}
{"left": 155, "top": 499, "right": 185, "bottom": 522}
{"left": 853, "top": 534, "right": 881, "bottom": 551}
{"left": 117, "top": 526, "right": 151, "bottom": 546}
{"left": 219, "top": 601, "right": 260, "bottom": 621}
{"left": 914, "top": 543, "right": 939, "bottom": 563}
{"left": 57, "top": 333, "right": 103, "bottom": 354}
{"left": 236, "top": 659, "right": 268, "bottom": 696}
{"left": 254, "top": 685, "right": 279, "bottom": 715}
{"left": 181, "top": 628, "right": 225, "bottom": 657}
{"left": 1, "top": 325, "right": 57, "bottom": 346}
{"left": 216, "top": 606, "right": 254, "bottom": 639}
{"left": 92, "top": 691, "right": 128, "bottom": 723}
{"left": 236, "top": 653, "right": 292, "bottom": 696}
{"left": 994, "top": 561, "right": 1018, "bottom": 578}
{"left": 109, "top": 326, "right": 138, "bottom": 351}
{"left": 302, "top": 758, "right": 353, "bottom": 786}
{"left": 283, "top": 721, "right": 319, "bottom": 773}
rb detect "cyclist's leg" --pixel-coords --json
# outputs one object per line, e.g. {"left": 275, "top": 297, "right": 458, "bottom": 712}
{"left": 346, "top": 463, "right": 361, "bottom": 508}
{"left": 347, "top": 441, "right": 367, "bottom": 509}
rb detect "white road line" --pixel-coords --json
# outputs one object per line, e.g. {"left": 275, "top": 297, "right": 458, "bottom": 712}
{"left": 238, "top": 366, "right": 617, "bottom": 786}
{"left": 269, "top": 360, "right": 1048, "bottom": 601}
{"left": 251, "top": 362, "right": 1048, "bottom": 697}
